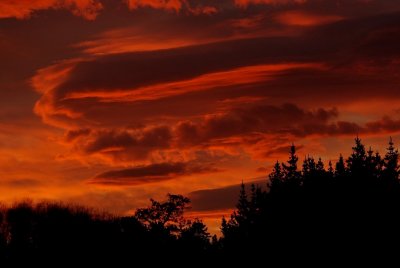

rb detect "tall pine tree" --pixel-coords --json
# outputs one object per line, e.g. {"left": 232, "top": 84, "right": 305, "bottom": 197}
{"left": 383, "top": 137, "right": 399, "bottom": 186}
{"left": 335, "top": 154, "right": 346, "bottom": 177}
{"left": 282, "top": 144, "right": 301, "bottom": 188}
{"left": 346, "top": 136, "right": 367, "bottom": 176}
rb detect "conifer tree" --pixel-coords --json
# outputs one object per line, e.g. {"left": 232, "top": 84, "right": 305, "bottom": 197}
{"left": 346, "top": 136, "right": 367, "bottom": 175}
{"left": 328, "top": 161, "right": 334, "bottom": 176}
{"left": 237, "top": 182, "right": 249, "bottom": 219}
{"left": 383, "top": 137, "right": 399, "bottom": 185}
{"left": 302, "top": 156, "right": 310, "bottom": 175}
{"left": 269, "top": 161, "right": 284, "bottom": 191}
{"left": 282, "top": 144, "right": 301, "bottom": 187}
{"left": 375, "top": 151, "right": 383, "bottom": 175}
{"left": 316, "top": 158, "right": 324, "bottom": 172}
{"left": 335, "top": 154, "right": 346, "bottom": 177}
{"left": 303, "top": 156, "right": 316, "bottom": 176}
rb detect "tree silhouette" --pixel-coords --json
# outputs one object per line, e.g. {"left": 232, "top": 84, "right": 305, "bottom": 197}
{"left": 283, "top": 144, "right": 299, "bottom": 177}
{"left": 180, "top": 219, "right": 210, "bottom": 251}
{"left": 335, "top": 154, "right": 346, "bottom": 177}
{"left": 2, "top": 137, "right": 400, "bottom": 264}
{"left": 269, "top": 161, "right": 284, "bottom": 193}
{"left": 135, "top": 194, "right": 190, "bottom": 237}
{"left": 383, "top": 137, "right": 400, "bottom": 188}
{"left": 347, "top": 136, "right": 367, "bottom": 176}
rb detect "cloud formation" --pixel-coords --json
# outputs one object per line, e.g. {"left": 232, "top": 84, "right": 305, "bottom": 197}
{"left": 91, "top": 161, "right": 220, "bottom": 185}
{"left": 0, "top": 0, "right": 103, "bottom": 20}
{"left": 2, "top": 0, "right": 400, "bottom": 229}
{"left": 28, "top": 7, "right": 400, "bottom": 176}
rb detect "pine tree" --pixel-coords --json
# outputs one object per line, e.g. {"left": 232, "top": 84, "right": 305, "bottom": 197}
{"left": 335, "top": 154, "right": 346, "bottom": 177}
{"left": 282, "top": 144, "right": 301, "bottom": 187}
{"left": 328, "top": 160, "right": 334, "bottom": 176}
{"left": 316, "top": 158, "right": 325, "bottom": 172}
{"left": 302, "top": 156, "right": 310, "bottom": 175}
{"left": 383, "top": 137, "right": 400, "bottom": 186}
{"left": 221, "top": 216, "right": 229, "bottom": 237}
{"left": 249, "top": 184, "right": 263, "bottom": 226}
{"left": 269, "top": 161, "right": 284, "bottom": 191}
{"left": 346, "top": 136, "right": 367, "bottom": 175}
{"left": 375, "top": 151, "right": 383, "bottom": 175}
{"left": 365, "top": 146, "right": 382, "bottom": 178}
{"left": 236, "top": 182, "right": 250, "bottom": 224}
{"left": 303, "top": 156, "right": 316, "bottom": 176}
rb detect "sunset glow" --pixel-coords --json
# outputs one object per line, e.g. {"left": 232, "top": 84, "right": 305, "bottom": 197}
{"left": 1, "top": 0, "right": 400, "bottom": 231}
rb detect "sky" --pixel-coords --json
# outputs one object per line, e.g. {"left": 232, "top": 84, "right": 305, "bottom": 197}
{"left": 1, "top": 0, "right": 400, "bottom": 233}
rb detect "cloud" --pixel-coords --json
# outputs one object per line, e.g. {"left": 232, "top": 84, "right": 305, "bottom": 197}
{"left": 262, "top": 144, "right": 305, "bottom": 158}
{"left": 61, "top": 103, "right": 339, "bottom": 163}
{"left": 126, "top": 0, "right": 217, "bottom": 15}
{"left": 365, "top": 117, "right": 400, "bottom": 133}
{"left": 0, "top": 0, "right": 103, "bottom": 20}
{"left": 176, "top": 104, "right": 340, "bottom": 144}
{"left": 126, "top": 0, "right": 185, "bottom": 12}
{"left": 3, "top": 179, "right": 42, "bottom": 188}
{"left": 91, "top": 161, "right": 220, "bottom": 185}
{"left": 68, "top": 126, "right": 172, "bottom": 162}
{"left": 65, "top": 128, "right": 91, "bottom": 142}
{"left": 61, "top": 63, "right": 323, "bottom": 102}
{"left": 189, "top": 179, "right": 267, "bottom": 211}
{"left": 275, "top": 11, "right": 343, "bottom": 26}
{"left": 32, "top": 11, "right": 400, "bottom": 131}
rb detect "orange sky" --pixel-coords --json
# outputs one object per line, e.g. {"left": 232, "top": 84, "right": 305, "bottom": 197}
{"left": 1, "top": 0, "right": 400, "bottom": 233}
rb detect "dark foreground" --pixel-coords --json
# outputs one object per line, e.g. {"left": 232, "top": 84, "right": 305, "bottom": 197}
{"left": 1, "top": 137, "right": 400, "bottom": 264}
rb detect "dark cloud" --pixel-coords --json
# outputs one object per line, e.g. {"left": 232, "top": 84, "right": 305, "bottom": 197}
{"left": 91, "top": 161, "right": 221, "bottom": 185}
{"left": 365, "top": 117, "right": 400, "bottom": 133}
{"left": 4, "top": 179, "right": 42, "bottom": 188}
{"left": 263, "top": 144, "right": 305, "bottom": 158}
{"left": 177, "top": 104, "right": 339, "bottom": 144}
{"left": 75, "top": 126, "right": 172, "bottom": 160}
{"left": 53, "top": 37, "right": 311, "bottom": 96}
{"left": 256, "top": 167, "right": 268, "bottom": 173}
{"left": 189, "top": 179, "right": 267, "bottom": 211}
{"left": 66, "top": 103, "right": 400, "bottom": 163}
{"left": 32, "top": 10, "right": 400, "bottom": 131}
{"left": 65, "top": 129, "right": 91, "bottom": 142}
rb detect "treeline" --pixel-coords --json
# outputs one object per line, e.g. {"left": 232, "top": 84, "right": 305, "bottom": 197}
{"left": 1, "top": 137, "right": 400, "bottom": 263}
{"left": 220, "top": 137, "right": 400, "bottom": 260}
{"left": 0, "top": 197, "right": 214, "bottom": 264}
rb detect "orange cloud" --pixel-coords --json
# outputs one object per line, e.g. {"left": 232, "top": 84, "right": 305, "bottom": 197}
{"left": 61, "top": 63, "right": 324, "bottom": 103}
{"left": 0, "top": 0, "right": 103, "bottom": 20}
{"left": 275, "top": 11, "right": 343, "bottom": 26}
{"left": 76, "top": 27, "right": 219, "bottom": 55}
{"left": 126, "top": 0, "right": 184, "bottom": 12}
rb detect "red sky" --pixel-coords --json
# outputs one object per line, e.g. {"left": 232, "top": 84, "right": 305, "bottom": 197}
{"left": 1, "top": 0, "right": 400, "bottom": 233}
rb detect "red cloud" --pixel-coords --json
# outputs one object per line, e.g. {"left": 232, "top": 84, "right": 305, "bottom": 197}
{"left": 0, "top": 0, "right": 103, "bottom": 20}
{"left": 126, "top": 0, "right": 184, "bottom": 12}
{"left": 275, "top": 11, "right": 343, "bottom": 26}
